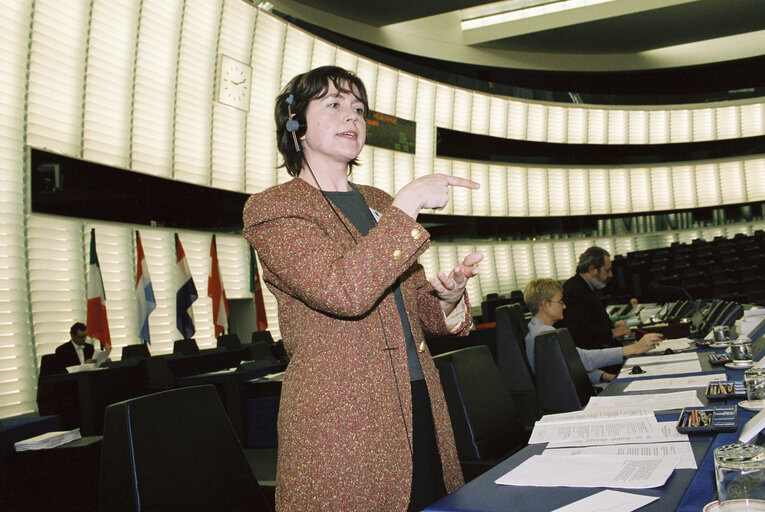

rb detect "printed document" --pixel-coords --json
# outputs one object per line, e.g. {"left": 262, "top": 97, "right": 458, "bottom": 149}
{"left": 617, "top": 360, "right": 702, "bottom": 379}
{"left": 550, "top": 490, "right": 659, "bottom": 512}
{"left": 529, "top": 415, "right": 687, "bottom": 447}
{"left": 585, "top": 390, "right": 703, "bottom": 412}
{"left": 623, "top": 373, "right": 726, "bottom": 392}
{"left": 623, "top": 352, "right": 699, "bottom": 366}
{"left": 542, "top": 441, "right": 697, "bottom": 470}
{"left": 495, "top": 454, "right": 678, "bottom": 489}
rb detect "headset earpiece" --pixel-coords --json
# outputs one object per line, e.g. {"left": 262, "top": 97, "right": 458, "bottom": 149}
{"left": 285, "top": 94, "right": 305, "bottom": 152}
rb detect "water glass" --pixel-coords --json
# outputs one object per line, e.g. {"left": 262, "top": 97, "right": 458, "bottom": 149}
{"left": 715, "top": 325, "right": 731, "bottom": 343}
{"left": 745, "top": 368, "right": 765, "bottom": 408}
{"left": 715, "top": 443, "right": 765, "bottom": 511}
{"left": 732, "top": 337, "right": 754, "bottom": 362}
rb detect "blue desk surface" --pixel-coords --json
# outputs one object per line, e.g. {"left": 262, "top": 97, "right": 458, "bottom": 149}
{"left": 427, "top": 346, "right": 755, "bottom": 512}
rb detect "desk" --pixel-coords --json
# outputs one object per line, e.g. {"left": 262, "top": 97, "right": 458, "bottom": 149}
{"left": 427, "top": 346, "right": 747, "bottom": 511}
{"left": 37, "top": 362, "right": 141, "bottom": 435}
{"left": 7, "top": 435, "right": 102, "bottom": 512}
{"left": 176, "top": 363, "right": 286, "bottom": 445}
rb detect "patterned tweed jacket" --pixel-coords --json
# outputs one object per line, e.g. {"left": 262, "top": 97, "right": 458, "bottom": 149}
{"left": 243, "top": 177, "right": 470, "bottom": 511}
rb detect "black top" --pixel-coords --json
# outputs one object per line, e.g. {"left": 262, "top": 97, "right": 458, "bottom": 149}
{"left": 324, "top": 188, "right": 425, "bottom": 381}
{"left": 555, "top": 274, "right": 616, "bottom": 350}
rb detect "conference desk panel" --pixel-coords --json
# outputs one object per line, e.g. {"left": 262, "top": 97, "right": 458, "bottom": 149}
{"left": 427, "top": 347, "right": 748, "bottom": 512}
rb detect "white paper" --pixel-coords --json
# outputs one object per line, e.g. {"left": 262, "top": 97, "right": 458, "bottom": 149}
{"left": 537, "top": 407, "right": 653, "bottom": 425}
{"left": 542, "top": 441, "right": 697, "bottom": 470}
{"left": 94, "top": 348, "right": 111, "bottom": 365}
{"left": 617, "top": 360, "right": 702, "bottom": 379}
{"left": 586, "top": 390, "right": 703, "bottom": 412}
{"left": 249, "top": 371, "right": 285, "bottom": 383}
{"left": 551, "top": 490, "right": 659, "bottom": 512}
{"left": 530, "top": 416, "right": 687, "bottom": 448}
{"left": 14, "top": 428, "right": 81, "bottom": 451}
{"left": 647, "top": 337, "right": 694, "bottom": 354}
{"left": 623, "top": 373, "right": 726, "bottom": 392}
{"left": 495, "top": 454, "right": 678, "bottom": 489}
{"left": 623, "top": 352, "right": 699, "bottom": 366}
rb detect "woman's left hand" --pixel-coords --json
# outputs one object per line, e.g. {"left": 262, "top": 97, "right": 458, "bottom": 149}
{"left": 429, "top": 252, "right": 483, "bottom": 316}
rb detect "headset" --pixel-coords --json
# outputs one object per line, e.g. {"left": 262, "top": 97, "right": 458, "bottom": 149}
{"left": 285, "top": 94, "right": 305, "bottom": 152}
{"left": 284, "top": 89, "right": 414, "bottom": 457}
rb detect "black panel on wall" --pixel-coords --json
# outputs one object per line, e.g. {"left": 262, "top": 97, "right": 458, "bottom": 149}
{"left": 436, "top": 130, "right": 765, "bottom": 165}
{"left": 31, "top": 149, "right": 250, "bottom": 231}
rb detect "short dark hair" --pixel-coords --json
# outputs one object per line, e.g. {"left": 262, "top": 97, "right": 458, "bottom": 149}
{"left": 275, "top": 66, "right": 369, "bottom": 177}
{"left": 70, "top": 322, "right": 87, "bottom": 337}
{"left": 576, "top": 246, "right": 610, "bottom": 274}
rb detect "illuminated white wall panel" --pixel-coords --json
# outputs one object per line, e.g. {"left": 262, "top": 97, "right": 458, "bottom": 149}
{"left": 489, "top": 97, "right": 509, "bottom": 138}
{"left": 453, "top": 89, "right": 473, "bottom": 133}
{"left": 173, "top": 0, "right": 220, "bottom": 185}
{"left": 132, "top": 0, "right": 182, "bottom": 178}
{"left": 310, "top": 38, "right": 336, "bottom": 68}
{"left": 27, "top": 0, "right": 89, "bottom": 156}
{"left": 414, "top": 79, "right": 436, "bottom": 179}
{"left": 246, "top": 12, "right": 284, "bottom": 192}
{"left": 83, "top": 0, "right": 139, "bottom": 168}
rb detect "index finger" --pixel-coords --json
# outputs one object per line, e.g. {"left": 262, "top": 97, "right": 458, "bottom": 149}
{"left": 445, "top": 176, "right": 480, "bottom": 190}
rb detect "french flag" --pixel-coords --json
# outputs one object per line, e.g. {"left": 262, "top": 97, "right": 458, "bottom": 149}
{"left": 86, "top": 229, "right": 111, "bottom": 349}
{"left": 175, "top": 234, "right": 198, "bottom": 339}
{"left": 208, "top": 235, "right": 229, "bottom": 338}
{"left": 135, "top": 231, "right": 156, "bottom": 343}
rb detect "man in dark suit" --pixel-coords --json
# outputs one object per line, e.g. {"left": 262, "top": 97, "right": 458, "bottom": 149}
{"left": 54, "top": 322, "right": 96, "bottom": 368}
{"left": 556, "top": 246, "right": 632, "bottom": 350}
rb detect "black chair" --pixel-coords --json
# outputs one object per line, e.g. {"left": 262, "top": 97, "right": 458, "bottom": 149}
{"left": 217, "top": 333, "right": 242, "bottom": 351}
{"left": 97, "top": 385, "right": 272, "bottom": 512}
{"left": 38, "top": 353, "right": 65, "bottom": 377}
{"left": 433, "top": 345, "right": 528, "bottom": 481}
{"left": 173, "top": 338, "right": 199, "bottom": 356}
{"left": 534, "top": 328, "right": 595, "bottom": 414}
{"left": 137, "top": 356, "right": 177, "bottom": 395}
{"left": 494, "top": 304, "right": 539, "bottom": 430}
{"left": 121, "top": 343, "right": 151, "bottom": 360}
{"left": 251, "top": 331, "right": 274, "bottom": 345}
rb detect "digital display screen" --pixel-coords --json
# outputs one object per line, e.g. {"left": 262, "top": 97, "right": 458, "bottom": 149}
{"left": 365, "top": 110, "right": 416, "bottom": 154}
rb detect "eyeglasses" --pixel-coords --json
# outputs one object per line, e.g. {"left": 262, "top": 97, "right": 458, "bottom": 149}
{"left": 547, "top": 299, "right": 565, "bottom": 305}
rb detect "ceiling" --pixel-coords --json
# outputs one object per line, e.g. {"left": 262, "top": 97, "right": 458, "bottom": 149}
{"left": 263, "top": 0, "right": 765, "bottom": 71}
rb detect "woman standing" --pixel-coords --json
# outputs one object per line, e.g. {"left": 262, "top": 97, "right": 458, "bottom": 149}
{"left": 243, "top": 66, "right": 482, "bottom": 512}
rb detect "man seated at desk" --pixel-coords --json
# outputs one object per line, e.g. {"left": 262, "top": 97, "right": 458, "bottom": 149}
{"left": 54, "top": 322, "right": 96, "bottom": 368}
{"left": 557, "top": 246, "right": 632, "bottom": 350}
{"left": 524, "top": 278, "right": 662, "bottom": 384}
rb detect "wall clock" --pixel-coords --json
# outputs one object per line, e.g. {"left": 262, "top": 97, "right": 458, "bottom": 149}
{"left": 217, "top": 54, "right": 251, "bottom": 111}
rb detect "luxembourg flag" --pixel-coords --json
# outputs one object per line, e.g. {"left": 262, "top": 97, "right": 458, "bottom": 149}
{"left": 175, "top": 234, "right": 198, "bottom": 339}
{"left": 135, "top": 232, "right": 156, "bottom": 343}
{"left": 86, "top": 229, "right": 111, "bottom": 349}
{"left": 208, "top": 235, "right": 229, "bottom": 338}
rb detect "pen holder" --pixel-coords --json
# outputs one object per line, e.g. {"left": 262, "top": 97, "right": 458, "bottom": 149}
{"left": 706, "top": 381, "right": 746, "bottom": 401}
{"left": 708, "top": 353, "right": 732, "bottom": 365}
{"left": 677, "top": 406, "right": 738, "bottom": 433}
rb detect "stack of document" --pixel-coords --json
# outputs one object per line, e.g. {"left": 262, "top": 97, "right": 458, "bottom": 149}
{"left": 14, "top": 428, "right": 81, "bottom": 451}
{"left": 497, "top": 402, "right": 696, "bottom": 489}
{"left": 646, "top": 337, "right": 694, "bottom": 354}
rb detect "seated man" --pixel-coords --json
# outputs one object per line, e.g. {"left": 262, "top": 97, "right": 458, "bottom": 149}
{"left": 524, "top": 279, "right": 662, "bottom": 384}
{"left": 556, "top": 246, "right": 631, "bottom": 350}
{"left": 54, "top": 322, "right": 96, "bottom": 368}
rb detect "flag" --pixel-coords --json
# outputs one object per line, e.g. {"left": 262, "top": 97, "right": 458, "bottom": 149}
{"left": 175, "top": 234, "right": 198, "bottom": 339}
{"left": 86, "top": 229, "right": 111, "bottom": 350}
{"left": 250, "top": 246, "right": 268, "bottom": 331}
{"left": 135, "top": 231, "right": 156, "bottom": 343}
{"left": 208, "top": 235, "right": 229, "bottom": 338}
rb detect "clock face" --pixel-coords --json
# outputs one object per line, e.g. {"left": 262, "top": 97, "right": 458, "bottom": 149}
{"left": 217, "top": 55, "right": 251, "bottom": 111}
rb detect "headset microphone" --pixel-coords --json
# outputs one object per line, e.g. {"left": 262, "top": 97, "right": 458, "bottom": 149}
{"left": 286, "top": 94, "right": 302, "bottom": 152}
